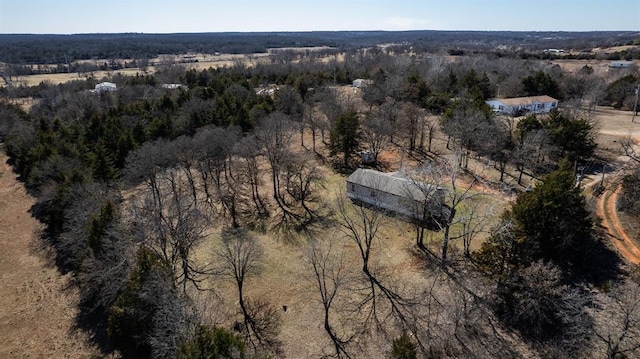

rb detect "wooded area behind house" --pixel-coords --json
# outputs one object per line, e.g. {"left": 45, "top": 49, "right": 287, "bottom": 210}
{"left": 1, "top": 31, "right": 640, "bottom": 358}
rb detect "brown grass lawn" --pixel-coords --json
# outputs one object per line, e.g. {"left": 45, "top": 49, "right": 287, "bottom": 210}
{"left": 194, "top": 196, "right": 448, "bottom": 357}
{"left": 183, "top": 125, "right": 509, "bottom": 357}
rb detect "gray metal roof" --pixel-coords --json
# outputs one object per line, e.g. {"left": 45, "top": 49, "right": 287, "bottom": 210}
{"left": 346, "top": 168, "right": 439, "bottom": 201}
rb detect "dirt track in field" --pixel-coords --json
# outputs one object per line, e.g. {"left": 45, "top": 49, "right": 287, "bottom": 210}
{"left": 0, "top": 148, "right": 99, "bottom": 358}
{"left": 597, "top": 183, "right": 640, "bottom": 265}
{"left": 591, "top": 106, "right": 640, "bottom": 265}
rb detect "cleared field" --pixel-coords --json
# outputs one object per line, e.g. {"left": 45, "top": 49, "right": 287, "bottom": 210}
{"left": 180, "top": 53, "right": 271, "bottom": 71}
{"left": 592, "top": 45, "right": 639, "bottom": 53}
{"left": 0, "top": 149, "right": 100, "bottom": 358}
{"left": 3, "top": 47, "right": 338, "bottom": 88}
{"left": 10, "top": 68, "right": 147, "bottom": 87}
{"left": 592, "top": 106, "right": 640, "bottom": 162}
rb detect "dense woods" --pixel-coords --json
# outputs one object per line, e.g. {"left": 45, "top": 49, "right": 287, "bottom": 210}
{"left": 1, "top": 33, "right": 640, "bottom": 358}
{"left": 1, "top": 31, "right": 638, "bottom": 65}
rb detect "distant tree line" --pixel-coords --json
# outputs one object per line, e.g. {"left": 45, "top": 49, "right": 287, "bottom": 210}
{"left": 1, "top": 31, "right": 637, "bottom": 64}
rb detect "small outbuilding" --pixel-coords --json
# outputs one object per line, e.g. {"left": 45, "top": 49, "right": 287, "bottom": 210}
{"left": 485, "top": 95, "right": 559, "bottom": 116}
{"left": 346, "top": 168, "right": 449, "bottom": 228}
{"left": 356, "top": 150, "right": 376, "bottom": 165}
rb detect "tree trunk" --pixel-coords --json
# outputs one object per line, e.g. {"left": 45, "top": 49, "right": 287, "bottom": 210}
{"left": 441, "top": 225, "right": 451, "bottom": 268}
{"left": 416, "top": 225, "right": 425, "bottom": 248}
{"left": 428, "top": 128, "right": 434, "bottom": 153}
{"left": 311, "top": 124, "right": 317, "bottom": 153}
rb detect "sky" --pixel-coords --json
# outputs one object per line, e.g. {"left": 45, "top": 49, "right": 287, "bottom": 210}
{"left": 1, "top": 0, "right": 638, "bottom": 34}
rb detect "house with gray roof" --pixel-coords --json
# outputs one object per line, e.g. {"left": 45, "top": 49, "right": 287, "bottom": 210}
{"left": 346, "top": 168, "right": 449, "bottom": 228}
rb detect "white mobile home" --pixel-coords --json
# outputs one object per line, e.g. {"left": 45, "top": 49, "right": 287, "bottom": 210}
{"left": 609, "top": 61, "right": 634, "bottom": 68}
{"left": 346, "top": 169, "right": 448, "bottom": 227}
{"left": 486, "top": 95, "right": 559, "bottom": 116}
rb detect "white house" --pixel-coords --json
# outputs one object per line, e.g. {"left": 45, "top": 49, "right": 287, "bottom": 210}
{"left": 346, "top": 168, "right": 449, "bottom": 228}
{"left": 94, "top": 82, "right": 117, "bottom": 93}
{"left": 161, "top": 83, "right": 187, "bottom": 90}
{"left": 609, "top": 61, "right": 634, "bottom": 68}
{"left": 485, "top": 95, "right": 559, "bottom": 116}
{"left": 352, "top": 79, "right": 373, "bottom": 88}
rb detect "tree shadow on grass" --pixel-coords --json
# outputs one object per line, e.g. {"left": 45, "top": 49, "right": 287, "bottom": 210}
{"left": 73, "top": 303, "right": 115, "bottom": 356}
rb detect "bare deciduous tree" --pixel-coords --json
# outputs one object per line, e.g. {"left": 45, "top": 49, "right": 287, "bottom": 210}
{"left": 133, "top": 167, "right": 211, "bottom": 292}
{"left": 400, "top": 102, "right": 424, "bottom": 151}
{"left": 361, "top": 109, "right": 392, "bottom": 164}
{"left": 306, "top": 237, "right": 357, "bottom": 358}
{"left": 124, "top": 140, "right": 210, "bottom": 293}
{"left": 620, "top": 135, "right": 640, "bottom": 164}
{"left": 492, "top": 261, "right": 594, "bottom": 356}
{"left": 193, "top": 126, "right": 244, "bottom": 227}
{"left": 215, "top": 228, "right": 281, "bottom": 354}
{"left": 274, "top": 85, "right": 304, "bottom": 147}
{"left": 594, "top": 281, "right": 640, "bottom": 359}
{"left": 421, "top": 113, "right": 439, "bottom": 153}
{"left": 440, "top": 100, "right": 488, "bottom": 169}
{"left": 318, "top": 87, "right": 344, "bottom": 145}
{"left": 256, "top": 112, "right": 301, "bottom": 224}
{"left": 334, "top": 193, "right": 423, "bottom": 351}
{"left": 235, "top": 135, "right": 270, "bottom": 221}
{"left": 282, "top": 152, "right": 324, "bottom": 222}
{"left": 410, "top": 155, "right": 487, "bottom": 267}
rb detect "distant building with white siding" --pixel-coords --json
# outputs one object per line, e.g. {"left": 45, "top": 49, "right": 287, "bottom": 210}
{"left": 352, "top": 79, "right": 373, "bottom": 88}
{"left": 485, "top": 95, "right": 559, "bottom": 116}
{"left": 94, "top": 82, "right": 117, "bottom": 93}
{"left": 161, "top": 83, "right": 187, "bottom": 90}
{"left": 609, "top": 61, "right": 634, "bottom": 68}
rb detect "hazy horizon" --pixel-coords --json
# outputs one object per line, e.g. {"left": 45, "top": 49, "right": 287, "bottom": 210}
{"left": 1, "top": 0, "right": 639, "bottom": 35}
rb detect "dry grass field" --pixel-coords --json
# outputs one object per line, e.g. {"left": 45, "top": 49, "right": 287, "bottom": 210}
{"left": 0, "top": 148, "right": 100, "bottom": 358}
{"left": 3, "top": 48, "right": 335, "bottom": 88}
{"left": 549, "top": 58, "right": 639, "bottom": 79}
{"left": 10, "top": 68, "right": 147, "bottom": 87}
{"left": 592, "top": 106, "right": 640, "bottom": 162}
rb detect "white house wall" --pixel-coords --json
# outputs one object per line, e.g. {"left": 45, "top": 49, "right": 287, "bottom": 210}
{"left": 487, "top": 98, "right": 558, "bottom": 115}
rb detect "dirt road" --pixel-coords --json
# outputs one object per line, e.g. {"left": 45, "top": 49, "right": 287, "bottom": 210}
{"left": 596, "top": 181, "right": 640, "bottom": 265}
{"left": 0, "top": 150, "right": 98, "bottom": 358}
